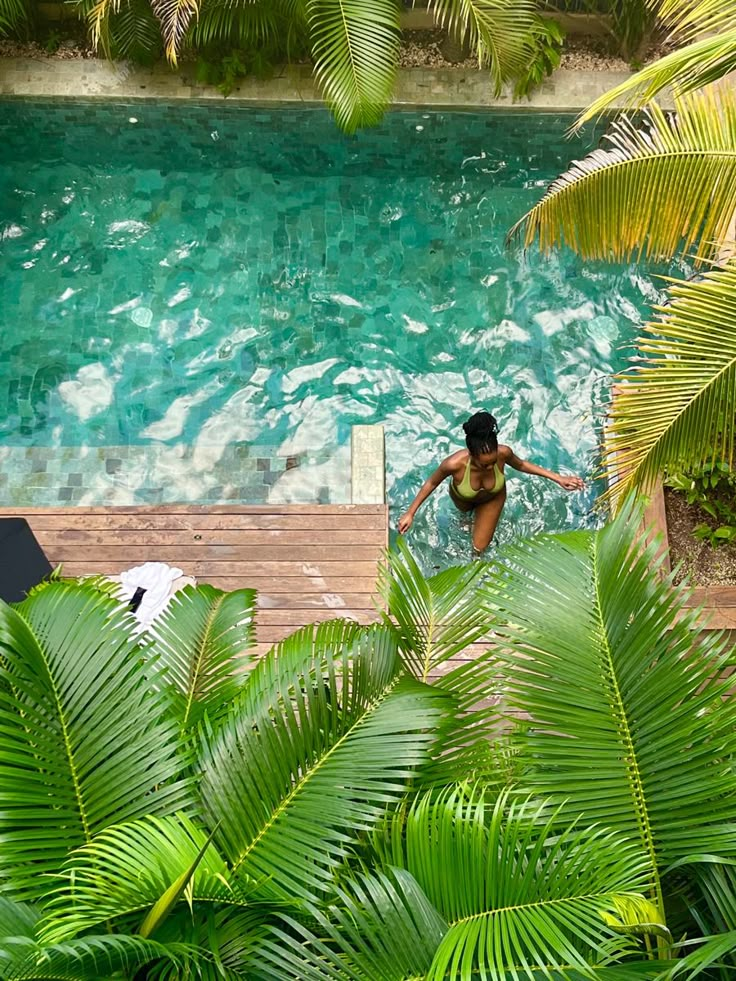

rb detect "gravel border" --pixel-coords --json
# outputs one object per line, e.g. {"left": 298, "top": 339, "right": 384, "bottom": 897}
{"left": 665, "top": 488, "right": 736, "bottom": 586}
{"left": 1, "top": 29, "right": 673, "bottom": 73}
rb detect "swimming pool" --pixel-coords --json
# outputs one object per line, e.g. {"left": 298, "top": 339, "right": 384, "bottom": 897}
{"left": 0, "top": 101, "right": 673, "bottom": 560}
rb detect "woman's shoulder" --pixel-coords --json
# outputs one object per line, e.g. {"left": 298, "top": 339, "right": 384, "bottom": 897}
{"left": 498, "top": 444, "right": 514, "bottom": 460}
{"left": 441, "top": 449, "right": 468, "bottom": 471}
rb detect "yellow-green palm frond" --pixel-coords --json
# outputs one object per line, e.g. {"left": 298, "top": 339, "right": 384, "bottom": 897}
{"left": 152, "top": 0, "right": 199, "bottom": 64}
{"left": 650, "top": 0, "right": 736, "bottom": 41}
{"left": 307, "top": 0, "right": 400, "bottom": 134}
{"left": 602, "top": 261, "right": 736, "bottom": 506}
{"left": 574, "top": 30, "right": 736, "bottom": 127}
{"left": 511, "top": 88, "right": 736, "bottom": 263}
{"left": 85, "top": 0, "right": 122, "bottom": 50}
{"left": 428, "top": 0, "right": 537, "bottom": 94}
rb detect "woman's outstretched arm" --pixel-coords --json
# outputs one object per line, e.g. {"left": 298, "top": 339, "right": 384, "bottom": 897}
{"left": 505, "top": 447, "right": 584, "bottom": 491}
{"left": 398, "top": 461, "right": 452, "bottom": 533}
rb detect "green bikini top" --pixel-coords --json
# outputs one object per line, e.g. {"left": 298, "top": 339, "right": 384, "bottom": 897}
{"left": 454, "top": 457, "right": 505, "bottom": 500}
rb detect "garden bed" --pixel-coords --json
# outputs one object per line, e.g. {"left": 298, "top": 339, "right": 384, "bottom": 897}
{"left": 1, "top": 29, "right": 673, "bottom": 74}
{"left": 665, "top": 487, "right": 736, "bottom": 587}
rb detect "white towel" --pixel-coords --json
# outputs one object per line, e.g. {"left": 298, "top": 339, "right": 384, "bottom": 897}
{"left": 117, "top": 561, "right": 184, "bottom": 633}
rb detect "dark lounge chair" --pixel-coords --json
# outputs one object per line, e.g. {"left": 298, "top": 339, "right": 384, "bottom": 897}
{"left": 0, "top": 518, "right": 53, "bottom": 604}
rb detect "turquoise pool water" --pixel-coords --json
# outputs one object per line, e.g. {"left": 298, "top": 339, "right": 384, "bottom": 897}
{"left": 0, "top": 101, "right": 671, "bottom": 561}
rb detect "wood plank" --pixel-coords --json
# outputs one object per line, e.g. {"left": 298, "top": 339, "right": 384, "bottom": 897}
{"left": 41, "top": 545, "right": 382, "bottom": 562}
{"left": 701, "top": 587, "right": 736, "bottom": 608}
{"left": 257, "top": 609, "right": 379, "bottom": 625}
{"left": 51, "top": 568, "right": 379, "bottom": 592}
{"left": 3, "top": 503, "right": 389, "bottom": 650}
{"left": 642, "top": 478, "right": 671, "bottom": 574}
{"left": 33, "top": 529, "right": 386, "bottom": 547}
{"left": 256, "top": 620, "right": 381, "bottom": 642}
{"left": 53, "top": 561, "right": 381, "bottom": 578}
{"left": 256, "top": 594, "right": 379, "bottom": 610}
{"left": 22, "top": 513, "right": 386, "bottom": 532}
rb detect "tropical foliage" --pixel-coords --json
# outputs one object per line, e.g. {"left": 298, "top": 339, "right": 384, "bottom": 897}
{"left": 0, "top": 506, "right": 736, "bottom": 976}
{"left": 69, "top": 0, "right": 547, "bottom": 131}
{"left": 513, "top": 0, "right": 736, "bottom": 506}
{"left": 602, "top": 262, "right": 736, "bottom": 502}
{"left": 0, "top": 0, "right": 30, "bottom": 37}
{"left": 575, "top": 0, "right": 736, "bottom": 123}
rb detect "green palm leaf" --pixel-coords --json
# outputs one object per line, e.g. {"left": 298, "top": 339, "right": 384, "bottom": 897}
{"left": 306, "top": 0, "right": 400, "bottom": 133}
{"left": 0, "top": 899, "right": 40, "bottom": 943}
{"left": 379, "top": 541, "right": 489, "bottom": 681}
{"left": 483, "top": 500, "right": 736, "bottom": 919}
{"left": 190, "top": 0, "right": 292, "bottom": 47}
{"left": 385, "top": 787, "right": 661, "bottom": 979}
{"left": 257, "top": 788, "right": 660, "bottom": 979}
{"left": 198, "top": 623, "right": 448, "bottom": 903}
{"left": 0, "top": 0, "right": 29, "bottom": 35}
{"left": 252, "top": 867, "right": 449, "bottom": 980}
{"left": 39, "top": 814, "right": 243, "bottom": 944}
{"left": 574, "top": 33, "right": 736, "bottom": 127}
{"left": 601, "top": 262, "right": 736, "bottom": 503}
{"left": 107, "top": 0, "right": 162, "bottom": 59}
{"left": 427, "top": 0, "right": 538, "bottom": 94}
{"left": 145, "top": 584, "right": 256, "bottom": 732}
{"left": 511, "top": 88, "right": 736, "bottom": 263}
{"left": 0, "top": 581, "right": 190, "bottom": 900}
{"left": 415, "top": 657, "right": 503, "bottom": 789}
{"left": 0, "top": 934, "right": 198, "bottom": 981}
{"left": 664, "top": 930, "right": 736, "bottom": 979}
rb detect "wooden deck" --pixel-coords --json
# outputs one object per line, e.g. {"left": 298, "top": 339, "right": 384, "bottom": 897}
{"left": 1, "top": 505, "right": 388, "bottom": 652}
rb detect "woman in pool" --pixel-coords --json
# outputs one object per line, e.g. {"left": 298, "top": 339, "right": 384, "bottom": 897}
{"left": 397, "top": 411, "right": 584, "bottom": 552}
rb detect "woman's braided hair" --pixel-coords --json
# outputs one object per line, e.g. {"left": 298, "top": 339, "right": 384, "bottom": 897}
{"left": 463, "top": 411, "right": 499, "bottom": 456}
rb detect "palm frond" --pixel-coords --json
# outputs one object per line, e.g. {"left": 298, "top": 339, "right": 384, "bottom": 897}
{"left": 108, "top": 0, "right": 162, "bottom": 59}
{"left": 652, "top": 0, "right": 736, "bottom": 41}
{"left": 0, "top": 898, "right": 40, "bottom": 942}
{"left": 602, "top": 262, "right": 736, "bottom": 504}
{"left": 39, "top": 814, "right": 242, "bottom": 944}
{"left": 378, "top": 540, "right": 489, "bottom": 681}
{"left": 222, "top": 618, "right": 364, "bottom": 725}
{"left": 483, "top": 498, "right": 736, "bottom": 919}
{"left": 665, "top": 930, "right": 736, "bottom": 979}
{"left": 428, "top": 0, "right": 538, "bottom": 93}
{"left": 261, "top": 787, "right": 659, "bottom": 980}
{"left": 198, "top": 624, "right": 449, "bottom": 903}
{"left": 190, "top": 0, "right": 292, "bottom": 48}
{"left": 511, "top": 88, "right": 736, "bottom": 263}
{"left": 415, "top": 656, "right": 504, "bottom": 789}
{"left": 0, "top": 934, "right": 198, "bottom": 981}
{"left": 306, "top": 0, "right": 400, "bottom": 133}
{"left": 0, "top": 0, "right": 30, "bottom": 36}
{"left": 83, "top": 0, "right": 123, "bottom": 51}
{"left": 146, "top": 584, "right": 256, "bottom": 733}
{"left": 387, "top": 787, "right": 661, "bottom": 978}
{"left": 574, "top": 33, "right": 736, "bottom": 127}
{"left": 152, "top": 0, "right": 200, "bottom": 63}
{"left": 251, "top": 867, "right": 449, "bottom": 981}
{"left": 0, "top": 582, "right": 190, "bottom": 900}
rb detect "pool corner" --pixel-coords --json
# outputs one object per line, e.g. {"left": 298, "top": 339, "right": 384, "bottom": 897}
{"left": 351, "top": 426, "right": 386, "bottom": 505}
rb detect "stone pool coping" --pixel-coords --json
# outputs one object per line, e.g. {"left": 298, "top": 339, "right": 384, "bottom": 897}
{"left": 0, "top": 58, "right": 673, "bottom": 111}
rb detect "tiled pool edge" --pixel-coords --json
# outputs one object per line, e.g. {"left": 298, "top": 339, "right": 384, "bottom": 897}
{"left": 0, "top": 59, "right": 674, "bottom": 111}
{"left": 351, "top": 426, "right": 386, "bottom": 506}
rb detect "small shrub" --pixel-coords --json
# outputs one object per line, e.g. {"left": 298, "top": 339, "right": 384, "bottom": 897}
{"left": 513, "top": 17, "right": 565, "bottom": 100}
{"left": 667, "top": 462, "right": 736, "bottom": 547}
